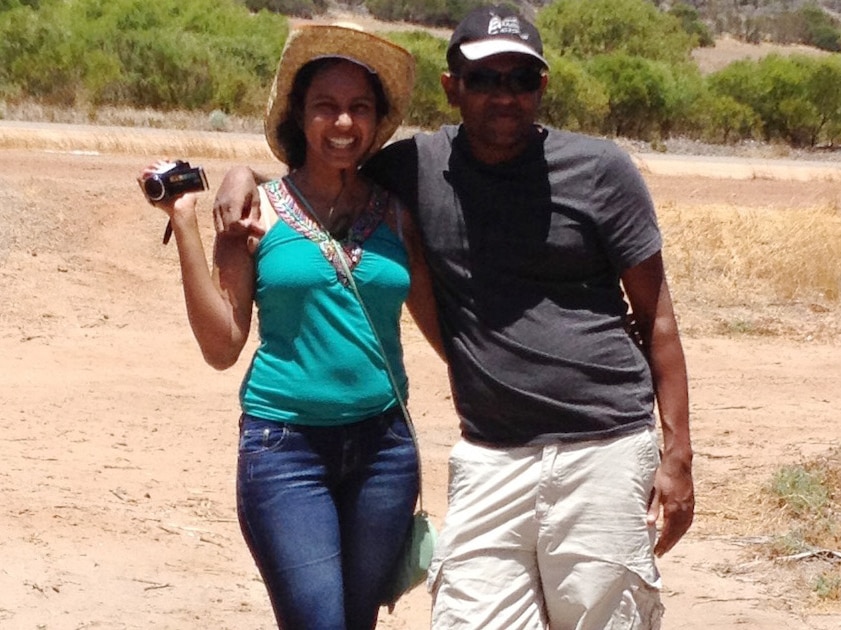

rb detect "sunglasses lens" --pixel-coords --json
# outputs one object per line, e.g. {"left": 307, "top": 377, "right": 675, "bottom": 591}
{"left": 462, "top": 67, "right": 543, "bottom": 94}
{"left": 463, "top": 68, "right": 499, "bottom": 93}
{"left": 509, "top": 68, "right": 543, "bottom": 93}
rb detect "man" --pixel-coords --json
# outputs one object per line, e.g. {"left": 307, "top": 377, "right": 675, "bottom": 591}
{"left": 215, "top": 6, "right": 693, "bottom": 629}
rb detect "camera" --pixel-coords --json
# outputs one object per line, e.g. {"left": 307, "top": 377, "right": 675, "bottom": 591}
{"left": 141, "top": 160, "right": 208, "bottom": 202}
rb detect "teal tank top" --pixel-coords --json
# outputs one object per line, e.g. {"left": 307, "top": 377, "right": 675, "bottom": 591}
{"left": 239, "top": 179, "right": 410, "bottom": 426}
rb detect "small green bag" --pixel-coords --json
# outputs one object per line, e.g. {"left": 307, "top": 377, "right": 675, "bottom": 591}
{"left": 382, "top": 510, "right": 438, "bottom": 611}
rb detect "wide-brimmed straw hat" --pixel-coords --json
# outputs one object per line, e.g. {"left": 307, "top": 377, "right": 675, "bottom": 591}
{"left": 264, "top": 24, "right": 416, "bottom": 164}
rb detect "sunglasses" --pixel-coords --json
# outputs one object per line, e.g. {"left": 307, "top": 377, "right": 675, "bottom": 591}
{"left": 457, "top": 66, "right": 544, "bottom": 95}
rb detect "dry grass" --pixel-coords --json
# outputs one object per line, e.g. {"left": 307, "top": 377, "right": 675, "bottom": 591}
{"left": 0, "top": 125, "right": 273, "bottom": 161}
{"left": 694, "top": 448, "right": 841, "bottom": 613}
{"left": 759, "top": 449, "right": 841, "bottom": 606}
{"left": 691, "top": 34, "right": 832, "bottom": 75}
{"left": 0, "top": 100, "right": 264, "bottom": 134}
{"left": 660, "top": 201, "right": 841, "bottom": 341}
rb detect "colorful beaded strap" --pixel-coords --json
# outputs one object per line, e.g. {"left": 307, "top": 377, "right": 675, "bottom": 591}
{"left": 261, "top": 177, "right": 388, "bottom": 286}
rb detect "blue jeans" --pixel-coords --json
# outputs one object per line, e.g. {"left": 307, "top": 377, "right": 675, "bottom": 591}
{"left": 236, "top": 408, "right": 419, "bottom": 630}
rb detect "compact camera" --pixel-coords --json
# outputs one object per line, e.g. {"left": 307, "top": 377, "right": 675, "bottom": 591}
{"left": 141, "top": 160, "right": 208, "bottom": 202}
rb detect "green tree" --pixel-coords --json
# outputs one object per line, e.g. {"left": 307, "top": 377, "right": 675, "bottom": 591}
{"left": 384, "top": 30, "right": 459, "bottom": 128}
{"left": 698, "top": 93, "right": 760, "bottom": 143}
{"left": 365, "top": 0, "right": 486, "bottom": 27}
{"left": 0, "top": 0, "right": 42, "bottom": 10}
{"left": 0, "top": 2, "right": 74, "bottom": 103}
{"left": 799, "top": 3, "right": 841, "bottom": 51}
{"left": 586, "top": 52, "right": 681, "bottom": 140}
{"left": 799, "top": 55, "right": 841, "bottom": 145}
{"left": 708, "top": 54, "right": 840, "bottom": 147}
{"left": 0, "top": 0, "right": 287, "bottom": 113}
{"left": 245, "top": 0, "right": 329, "bottom": 19}
{"left": 540, "top": 51, "right": 609, "bottom": 132}
{"left": 669, "top": 1, "right": 714, "bottom": 47}
{"left": 536, "top": 0, "right": 698, "bottom": 65}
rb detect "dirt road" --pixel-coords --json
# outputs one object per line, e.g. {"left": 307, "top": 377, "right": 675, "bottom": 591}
{"left": 1, "top": 123, "right": 839, "bottom": 629}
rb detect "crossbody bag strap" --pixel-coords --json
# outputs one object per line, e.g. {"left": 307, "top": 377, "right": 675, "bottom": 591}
{"left": 283, "top": 176, "right": 425, "bottom": 513}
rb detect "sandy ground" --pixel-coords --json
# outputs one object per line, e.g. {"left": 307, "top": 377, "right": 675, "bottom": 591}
{"left": 1, "top": 122, "right": 840, "bottom": 630}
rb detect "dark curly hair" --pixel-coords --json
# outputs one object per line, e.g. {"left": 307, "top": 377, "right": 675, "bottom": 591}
{"left": 274, "top": 57, "right": 390, "bottom": 170}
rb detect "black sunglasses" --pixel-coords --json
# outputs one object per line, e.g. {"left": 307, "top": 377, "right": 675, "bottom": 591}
{"left": 457, "top": 66, "right": 544, "bottom": 95}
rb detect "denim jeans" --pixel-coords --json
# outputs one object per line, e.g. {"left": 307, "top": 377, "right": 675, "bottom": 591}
{"left": 236, "top": 408, "right": 419, "bottom": 630}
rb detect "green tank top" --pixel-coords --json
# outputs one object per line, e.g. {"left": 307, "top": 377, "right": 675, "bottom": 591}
{"left": 239, "top": 179, "right": 410, "bottom": 425}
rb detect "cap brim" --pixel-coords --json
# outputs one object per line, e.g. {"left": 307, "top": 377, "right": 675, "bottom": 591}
{"left": 460, "top": 39, "right": 548, "bottom": 67}
{"left": 265, "top": 25, "right": 416, "bottom": 164}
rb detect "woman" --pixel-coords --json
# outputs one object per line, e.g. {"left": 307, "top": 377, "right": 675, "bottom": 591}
{"left": 141, "top": 25, "right": 437, "bottom": 629}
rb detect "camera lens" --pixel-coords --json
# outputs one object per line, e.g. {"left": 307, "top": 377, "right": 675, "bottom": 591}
{"left": 143, "top": 176, "right": 166, "bottom": 202}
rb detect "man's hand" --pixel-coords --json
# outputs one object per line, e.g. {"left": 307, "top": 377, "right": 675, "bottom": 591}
{"left": 647, "top": 450, "right": 694, "bottom": 557}
{"left": 212, "top": 166, "right": 264, "bottom": 252}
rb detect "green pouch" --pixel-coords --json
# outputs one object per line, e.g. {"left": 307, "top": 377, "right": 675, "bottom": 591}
{"left": 382, "top": 510, "right": 438, "bottom": 612}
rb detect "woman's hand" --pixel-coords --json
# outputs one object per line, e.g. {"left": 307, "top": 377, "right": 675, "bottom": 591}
{"left": 138, "top": 160, "right": 199, "bottom": 217}
{"left": 138, "top": 161, "right": 202, "bottom": 244}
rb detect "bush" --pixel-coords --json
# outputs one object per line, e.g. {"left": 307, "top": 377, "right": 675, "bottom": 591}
{"left": 668, "top": 1, "right": 714, "bottom": 48}
{"left": 244, "top": 0, "right": 329, "bottom": 19}
{"left": 0, "top": 0, "right": 287, "bottom": 114}
{"left": 586, "top": 52, "right": 683, "bottom": 140}
{"left": 537, "top": 0, "right": 697, "bottom": 65}
{"left": 708, "top": 53, "right": 841, "bottom": 147}
{"left": 540, "top": 52, "right": 608, "bottom": 132}
{"left": 799, "top": 3, "right": 841, "bottom": 52}
{"left": 383, "top": 30, "right": 459, "bottom": 128}
{"left": 365, "top": 0, "right": 487, "bottom": 27}
{"left": 695, "top": 93, "right": 760, "bottom": 144}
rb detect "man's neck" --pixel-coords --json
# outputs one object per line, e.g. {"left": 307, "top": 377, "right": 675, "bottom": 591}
{"left": 460, "top": 124, "right": 539, "bottom": 165}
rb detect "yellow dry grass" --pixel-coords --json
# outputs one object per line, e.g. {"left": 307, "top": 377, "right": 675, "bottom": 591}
{"left": 692, "top": 34, "right": 832, "bottom": 75}
{"left": 0, "top": 122, "right": 273, "bottom": 161}
{"left": 662, "top": 201, "right": 841, "bottom": 302}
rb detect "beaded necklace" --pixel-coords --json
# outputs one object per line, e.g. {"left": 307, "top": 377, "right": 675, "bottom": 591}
{"left": 261, "top": 177, "right": 388, "bottom": 286}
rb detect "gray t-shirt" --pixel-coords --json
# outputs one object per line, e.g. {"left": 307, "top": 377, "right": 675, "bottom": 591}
{"left": 366, "top": 125, "right": 661, "bottom": 446}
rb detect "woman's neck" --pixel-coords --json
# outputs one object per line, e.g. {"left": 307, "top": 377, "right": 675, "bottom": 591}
{"left": 286, "top": 166, "right": 371, "bottom": 238}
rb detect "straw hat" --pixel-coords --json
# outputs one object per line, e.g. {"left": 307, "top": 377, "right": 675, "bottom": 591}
{"left": 264, "top": 24, "right": 416, "bottom": 164}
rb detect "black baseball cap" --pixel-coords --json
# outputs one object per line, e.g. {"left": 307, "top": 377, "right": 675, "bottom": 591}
{"left": 447, "top": 5, "right": 549, "bottom": 71}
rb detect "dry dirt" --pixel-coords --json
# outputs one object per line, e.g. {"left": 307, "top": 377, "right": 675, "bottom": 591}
{"left": 1, "top": 122, "right": 840, "bottom": 630}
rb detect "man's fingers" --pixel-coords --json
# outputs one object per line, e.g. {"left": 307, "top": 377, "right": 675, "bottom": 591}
{"left": 646, "top": 486, "right": 660, "bottom": 525}
{"left": 654, "top": 503, "right": 694, "bottom": 557}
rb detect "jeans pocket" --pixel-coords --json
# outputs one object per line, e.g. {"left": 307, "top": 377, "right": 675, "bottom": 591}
{"left": 383, "top": 411, "right": 414, "bottom": 444}
{"left": 238, "top": 416, "right": 290, "bottom": 456}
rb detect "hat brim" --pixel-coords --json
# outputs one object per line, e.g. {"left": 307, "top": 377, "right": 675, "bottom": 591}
{"left": 460, "top": 39, "right": 548, "bottom": 68}
{"left": 265, "top": 25, "right": 416, "bottom": 165}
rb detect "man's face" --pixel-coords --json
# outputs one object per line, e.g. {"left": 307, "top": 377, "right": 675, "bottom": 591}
{"left": 442, "top": 53, "right": 547, "bottom": 164}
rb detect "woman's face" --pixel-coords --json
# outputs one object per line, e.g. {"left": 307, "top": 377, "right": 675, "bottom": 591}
{"left": 301, "top": 60, "right": 380, "bottom": 172}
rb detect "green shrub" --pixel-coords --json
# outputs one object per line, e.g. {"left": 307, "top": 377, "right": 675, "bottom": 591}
{"left": 668, "top": 1, "right": 714, "bottom": 48}
{"left": 365, "top": 0, "right": 486, "bottom": 27}
{"left": 0, "top": 0, "right": 287, "bottom": 114}
{"left": 798, "top": 3, "right": 841, "bottom": 52}
{"left": 708, "top": 53, "right": 841, "bottom": 147}
{"left": 586, "top": 52, "right": 683, "bottom": 140}
{"left": 244, "top": 0, "right": 329, "bottom": 19}
{"left": 382, "top": 30, "right": 458, "bottom": 129}
{"left": 537, "top": 0, "right": 697, "bottom": 65}
{"left": 540, "top": 51, "right": 608, "bottom": 132}
{"left": 693, "top": 93, "right": 760, "bottom": 144}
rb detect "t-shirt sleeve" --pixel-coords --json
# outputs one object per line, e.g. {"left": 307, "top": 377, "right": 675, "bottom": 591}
{"left": 362, "top": 139, "right": 419, "bottom": 215}
{"left": 591, "top": 144, "right": 663, "bottom": 272}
